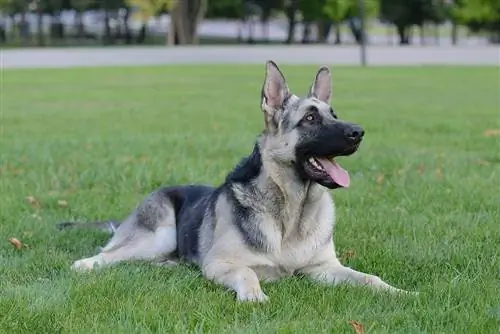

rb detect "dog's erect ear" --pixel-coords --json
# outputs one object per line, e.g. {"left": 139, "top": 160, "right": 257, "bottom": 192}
{"left": 261, "top": 60, "right": 290, "bottom": 130}
{"left": 308, "top": 66, "right": 331, "bottom": 104}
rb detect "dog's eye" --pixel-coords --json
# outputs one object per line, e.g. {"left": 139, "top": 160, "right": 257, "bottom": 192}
{"left": 305, "top": 114, "right": 315, "bottom": 122}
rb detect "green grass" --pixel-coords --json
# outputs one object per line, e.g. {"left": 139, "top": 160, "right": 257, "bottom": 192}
{"left": 1, "top": 65, "right": 499, "bottom": 333}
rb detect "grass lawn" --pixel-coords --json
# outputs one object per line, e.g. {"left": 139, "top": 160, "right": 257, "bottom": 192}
{"left": 1, "top": 64, "right": 499, "bottom": 333}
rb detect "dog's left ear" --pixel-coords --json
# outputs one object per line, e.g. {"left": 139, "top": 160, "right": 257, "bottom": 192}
{"left": 261, "top": 60, "right": 290, "bottom": 131}
{"left": 308, "top": 66, "right": 331, "bottom": 104}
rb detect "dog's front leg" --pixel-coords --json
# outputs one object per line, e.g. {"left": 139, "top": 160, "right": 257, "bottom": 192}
{"left": 301, "top": 247, "right": 413, "bottom": 295}
{"left": 202, "top": 261, "right": 268, "bottom": 302}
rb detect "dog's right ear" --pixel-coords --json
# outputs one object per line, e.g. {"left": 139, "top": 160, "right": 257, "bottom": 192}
{"left": 261, "top": 60, "right": 290, "bottom": 131}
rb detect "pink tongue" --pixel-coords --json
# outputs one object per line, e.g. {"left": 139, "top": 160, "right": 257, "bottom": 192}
{"left": 316, "top": 158, "right": 350, "bottom": 188}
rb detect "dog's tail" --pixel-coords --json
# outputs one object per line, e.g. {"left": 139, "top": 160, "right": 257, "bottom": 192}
{"left": 56, "top": 220, "right": 121, "bottom": 234}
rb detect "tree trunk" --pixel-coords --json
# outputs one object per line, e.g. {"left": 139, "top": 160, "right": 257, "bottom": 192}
{"left": 434, "top": 24, "right": 439, "bottom": 45}
{"left": 285, "top": 0, "right": 298, "bottom": 44}
{"left": 168, "top": 0, "right": 207, "bottom": 45}
{"left": 419, "top": 24, "right": 425, "bottom": 45}
{"left": 20, "top": 11, "right": 30, "bottom": 44}
{"left": 302, "top": 22, "right": 311, "bottom": 44}
{"left": 103, "top": 9, "right": 111, "bottom": 45}
{"left": 333, "top": 22, "right": 341, "bottom": 44}
{"left": 9, "top": 14, "right": 15, "bottom": 41}
{"left": 37, "top": 5, "right": 44, "bottom": 46}
{"left": 396, "top": 23, "right": 410, "bottom": 45}
{"left": 317, "top": 21, "right": 332, "bottom": 43}
{"left": 247, "top": 19, "right": 255, "bottom": 44}
{"left": 124, "top": 8, "right": 132, "bottom": 44}
{"left": 347, "top": 17, "right": 362, "bottom": 45}
{"left": 76, "top": 11, "right": 85, "bottom": 40}
{"left": 0, "top": 22, "right": 6, "bottom": 43}
{"left": 261, "top": 19, "right": 270, "bottom": 43}
{"left": 138, "top": 23, "right": 147, "bottom": 44}
{"left": 451, "top": 21, "right": 458, "bottom": 45}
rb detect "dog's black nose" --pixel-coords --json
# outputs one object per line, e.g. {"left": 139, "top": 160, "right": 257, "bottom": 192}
{"left": 345, "top": 125, "right": 365, "bottom": 141}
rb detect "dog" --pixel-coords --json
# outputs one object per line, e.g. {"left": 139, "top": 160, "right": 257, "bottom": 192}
{"left": 58, "top": 61, "right": 413, "bottom": 302}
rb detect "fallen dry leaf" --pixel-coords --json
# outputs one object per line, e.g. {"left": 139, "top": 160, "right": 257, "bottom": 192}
{"left": 417, "top": 164, "right": 424, "bottom": 175}
{"left": 120, "top": 155, "right": 135, "bottom": 163}
{"left": 376, "top": 174, "right": 384, "bottom": 185}
{"left": 8, "top": 237, "right": 22, "bottom": 250}
{"left": 476, "top": 159, "right": 490, "bottom": 166}
{"left": 12, "top": 168, "right": 25, "bottom": 175}
{"left": 340, "top": 249, "right": 356, "bottom": 262}
{"left": 349, "top": 320, "right": 365, "bottom": 334}
{"left": 57, "top": 199, "right": 68, "bottom": 208}
{"left": 435, "top": 168, "right": 443, "bottom": 180}
{"left": 483, "top": 129, "right": 500, "bottom": 137}
{"left": 25, "top": 195, "right": 39, "bottom": 208}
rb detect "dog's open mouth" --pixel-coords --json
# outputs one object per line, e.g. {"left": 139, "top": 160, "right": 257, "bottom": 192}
{"left": 306, "top": 156, "right": 350, "bottom": 188}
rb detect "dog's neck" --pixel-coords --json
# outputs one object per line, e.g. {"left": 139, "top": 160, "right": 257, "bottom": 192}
{"left": 256, "top": 137, "right": 326, "bottom": 236}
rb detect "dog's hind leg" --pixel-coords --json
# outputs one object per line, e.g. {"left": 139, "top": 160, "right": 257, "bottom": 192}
{"left": 71, "top": 192, "right": 178, "bottom": 271}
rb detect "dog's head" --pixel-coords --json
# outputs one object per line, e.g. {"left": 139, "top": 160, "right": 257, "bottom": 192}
{"left": 260, "top": 61, "right": 364, "bottom": 189}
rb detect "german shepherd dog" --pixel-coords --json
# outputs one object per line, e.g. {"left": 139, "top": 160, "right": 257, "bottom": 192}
{"left": 59, "top": 61, "right": 413, "bottom": 302}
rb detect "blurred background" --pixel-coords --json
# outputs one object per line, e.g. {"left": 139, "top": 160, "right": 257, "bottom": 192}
{"left": 0, "top": 0, "right": 498, "bottom": 48}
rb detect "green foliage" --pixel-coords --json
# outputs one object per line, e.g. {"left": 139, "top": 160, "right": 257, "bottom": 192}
{"left": 125, "top": 0, "right": 174, "bottom": 21}
{"left": 323, "top": 0, "right": 351, "bottom": 22}
{"left": 205, "top": 0, "right": 244, "bottom": 19}
{"left": 322, "top": 0, "right": 379, "bottom": 22}
{"left": 379, "top": 0, "right": 447, "bottom": 25}
{"left": 451, "top": 0, "right": 500, "bottom": 25}
{"left": 299, "top": 0, "right": 327, "bottom": 21}
{"left": 0, "top": 0, "right": 23, "bottom": 13}
{"left": 70, "top": 0, "right": 97, "bottom": 12}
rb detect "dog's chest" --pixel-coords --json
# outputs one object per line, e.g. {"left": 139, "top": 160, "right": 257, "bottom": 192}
{"left": 252, "top": 232, "right": 327, "bottom": 280}
{"left": 256, "top": 214, "right": 333, "bottom": 277}
{"left": 275, "top": 237, "right": 322, "bottom": 269}
{"left": 249, "top": 188, "right": 335, "bottom": 280}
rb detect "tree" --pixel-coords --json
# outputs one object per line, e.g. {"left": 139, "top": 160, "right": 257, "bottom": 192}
{"left": 127, "top": 0, "right": 171, "bottom": 43}
{"left": 379, "top": 0, "right": 442, "bottom": 45}
{"left": 71, "top": 0, "right": 95, "bottom": 40}
{"left": 0, "top": 0, "right": 11, "bottom": 42}
{"left": 323, "top": 0, "right": 350, "bottom": 43}
{"left": 95, "top": 0, "right": 125, "bottom": 45}
{"left": 253, "top": 0, "right": 283, "bottom": 42}
{"left": 1, "top": 0, "right": 30, "bottom": 43}
{"left": 285, "top": 0, "right": 299, "bottom": 44}
{"left": 206, "top": 0, "right": 243, "bottom": 18}
{"left": 168, "top": 0, "right": 208, "bottom": 45}
{"left": 298, "top": 0, "right": 326, "bottom": 43}
{"left": 451, "top": 0, "right": 500, "bottom": 43}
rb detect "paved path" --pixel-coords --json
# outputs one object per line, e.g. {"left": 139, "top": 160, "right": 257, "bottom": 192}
{"left": 1, "top": 45, "right": 498, "bottom": 69}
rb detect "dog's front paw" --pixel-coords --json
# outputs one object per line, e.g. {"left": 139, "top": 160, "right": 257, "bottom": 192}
{"left": 402, "top": 290, "right": 420, "bottom": 297}
{"left": 236, "top": 287, "right": 269, "bottom": 303}
{"left": 71, "top": 256, "right": 101, "bottom": 271}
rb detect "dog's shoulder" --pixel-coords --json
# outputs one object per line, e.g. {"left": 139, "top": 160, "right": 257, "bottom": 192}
{"left": 225, "top": 141, "right": 262, "bottom": 185}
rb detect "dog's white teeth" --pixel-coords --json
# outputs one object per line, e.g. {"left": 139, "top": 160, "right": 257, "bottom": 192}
{"left": 309, "top": 157, "right": 324, "bottom": 171}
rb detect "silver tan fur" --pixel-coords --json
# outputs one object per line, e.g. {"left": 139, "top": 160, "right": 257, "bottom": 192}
{"left": 59, "top": 61, "right": 415, "bottom": 302}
